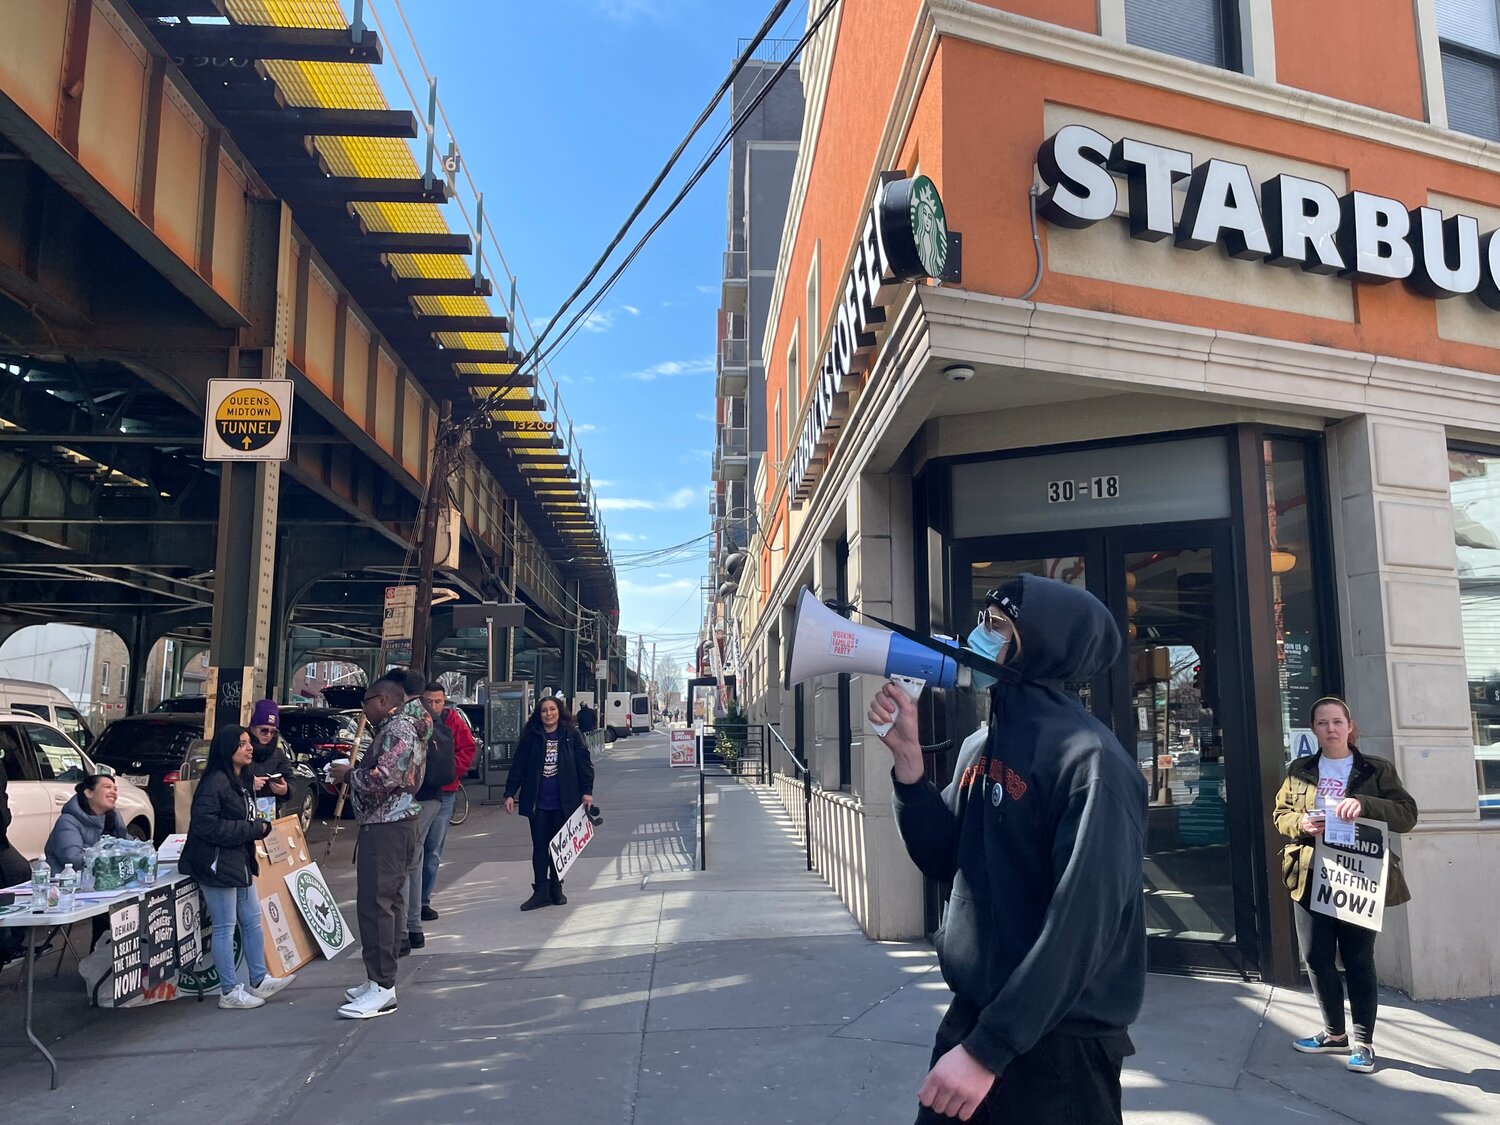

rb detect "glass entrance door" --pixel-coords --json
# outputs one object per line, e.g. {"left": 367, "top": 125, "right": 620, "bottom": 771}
{"left": 958, "top": 525, "right": 1260, "bottom": 974}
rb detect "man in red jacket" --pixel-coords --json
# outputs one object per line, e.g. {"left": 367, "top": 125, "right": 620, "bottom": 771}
{"left": 417, "top": 682, "right": 476, "bottom": 922}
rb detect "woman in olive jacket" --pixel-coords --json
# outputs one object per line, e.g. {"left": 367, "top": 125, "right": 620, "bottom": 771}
{"left": 503, "top": 696, "right": 594, "bottom": 911}
{"left": 1272, "top": 696, "right": 1418, "bottom": 1075}
{"left": 180, "top": 726, "right": 295, "bottom": 1010}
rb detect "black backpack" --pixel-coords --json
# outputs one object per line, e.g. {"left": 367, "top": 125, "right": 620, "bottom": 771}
{"left": 417, "top": 715, "right": 457, "bottom": 800}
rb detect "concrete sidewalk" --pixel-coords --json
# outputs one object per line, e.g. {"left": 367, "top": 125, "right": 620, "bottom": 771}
{"left": 1, "top": 727, "right": 1497, "bottom": 1123}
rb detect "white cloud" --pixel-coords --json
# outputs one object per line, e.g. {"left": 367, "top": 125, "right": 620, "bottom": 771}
{"left": 597, "top": 486, "right": 703, "bottom": 512}
{"left": 590, "top": 479, "right": 615, "bottom": 488}
{"left": 576, "top": 422, "right": 600, "bottom": 433}
{"left": 613, "top": 532, "right": 643, "bottom": 542}
{"left": 582, "top": 309, "right": 615, "bottom": 333}
{"left": 622, "top": 304, "right": 640, "bottom": 316}
{"left": 695, "top": 284, "right": 715, "bottom": 294}
{"left": 628, "top": 356, "right": 714, "bottom": 382}
{"left": 693, "top": 411, "right": 713, "bottom": 423}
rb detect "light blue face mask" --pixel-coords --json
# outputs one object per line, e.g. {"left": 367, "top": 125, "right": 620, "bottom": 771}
{"left": 967, "top": 617, "right": 1010, "bottom": 692}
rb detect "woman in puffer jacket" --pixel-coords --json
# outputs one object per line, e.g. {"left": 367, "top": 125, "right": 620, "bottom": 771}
{"left": 45, "top": 767, "right": 129, "bottom": 873}
{"left": 180, "top": 725, "right": 297, "bottom": 1011}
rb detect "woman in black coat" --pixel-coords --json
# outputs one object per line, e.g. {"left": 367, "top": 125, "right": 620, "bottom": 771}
{"left": 503, "top": 697, "right": 594, "bottom": 911}
{"left": 180, "top": 726, "right": 296, "bottom": 1010}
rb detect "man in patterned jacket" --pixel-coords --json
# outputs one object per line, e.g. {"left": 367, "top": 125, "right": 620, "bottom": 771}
{"left": 329, "top": 672, "right": 426, "bottom": 1019}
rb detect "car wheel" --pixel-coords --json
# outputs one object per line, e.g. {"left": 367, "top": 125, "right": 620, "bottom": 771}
{"left": 127, "top": 818, "right": 151, "bottom": 841}
{"left": 606, "top": 726, "right": 618, "bottom": 741}
{"left": 297, "top": 789, "right": 316, "bottom": 831}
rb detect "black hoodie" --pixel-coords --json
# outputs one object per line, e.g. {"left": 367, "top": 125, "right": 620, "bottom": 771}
{"left": 892, "top": 574, "right": 1147, "bottom": 1075}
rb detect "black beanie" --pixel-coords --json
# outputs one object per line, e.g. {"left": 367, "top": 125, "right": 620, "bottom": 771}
{"left": 987, "top": 577, "right": 1025, "bottom": 623}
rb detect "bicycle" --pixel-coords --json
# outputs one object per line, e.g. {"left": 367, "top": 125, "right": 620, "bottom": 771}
{"left": 449, "top": 784, "right": 469, "bottom": 826}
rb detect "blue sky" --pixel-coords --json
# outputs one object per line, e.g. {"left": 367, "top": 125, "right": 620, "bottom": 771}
{"left": 373, "top": 0, "right": 802, "bottom": 675}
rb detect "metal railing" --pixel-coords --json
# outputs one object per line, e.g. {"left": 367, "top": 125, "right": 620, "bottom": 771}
{"left": 767, "top": 722, "right": 813, "bottom": 872}
{"left": 723, "top": 249, "right": 747, "bottom": 281}
{"left": 718, "top": 425, "right": 748, "bottom": 458}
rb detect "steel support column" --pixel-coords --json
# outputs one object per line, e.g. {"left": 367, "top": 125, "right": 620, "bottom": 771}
{"left": 207, "top": 201, "right": 292, "bottom": 732}
{"left": 561, "top": 578, "right": 580, "bottom": 703}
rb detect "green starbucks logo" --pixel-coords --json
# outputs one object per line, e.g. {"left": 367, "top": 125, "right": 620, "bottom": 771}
{"left": 293, "top": 870, "right": 344, "bottom": 949}
{"left": 909, "top": 175, "right": 948, "bottom": 278}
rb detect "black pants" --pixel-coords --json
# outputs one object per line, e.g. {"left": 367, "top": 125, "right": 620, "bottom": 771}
{"left": 914, "top": 997, "right": 1132, "bottom": 1125}
{"left": 527, "top": 807, "right": 566, "bottom": 888}
{"left": 356, "top": 818, "right": 419, "bottom": 989}
{"left": 1294, "top": 900, "right": 1379, "bottom": 1045}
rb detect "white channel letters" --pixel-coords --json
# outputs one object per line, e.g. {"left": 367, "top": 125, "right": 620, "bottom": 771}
{"left": 1037, "top": 123, "right": 1500, "bottom": 305}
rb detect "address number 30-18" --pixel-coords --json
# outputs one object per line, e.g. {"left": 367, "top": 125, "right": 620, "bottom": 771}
{"left": 1046, "top": 476, "right": 1120, "bottom": 503}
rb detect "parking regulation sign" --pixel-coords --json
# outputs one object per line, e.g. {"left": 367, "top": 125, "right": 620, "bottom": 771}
{"left": 203, "top": 379, "right": 294, "bottom": 461}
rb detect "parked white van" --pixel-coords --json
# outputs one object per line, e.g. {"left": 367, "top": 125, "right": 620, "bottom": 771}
{"left": 0, "top": 679, "right": 95, "bottom": 750}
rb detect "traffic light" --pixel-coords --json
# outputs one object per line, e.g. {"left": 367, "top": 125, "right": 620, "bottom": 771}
{"left": 1193, "top": 663, "right": 1204, "bottom": 693}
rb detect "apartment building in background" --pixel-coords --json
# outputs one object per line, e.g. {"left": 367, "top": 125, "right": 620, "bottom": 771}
{"left": 709, "top": 40, "right": 805, "bottom": 666}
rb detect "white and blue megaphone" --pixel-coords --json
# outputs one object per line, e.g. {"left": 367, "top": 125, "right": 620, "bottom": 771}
{"left": 784, "top": 586, "right": 958, "bottom": 736}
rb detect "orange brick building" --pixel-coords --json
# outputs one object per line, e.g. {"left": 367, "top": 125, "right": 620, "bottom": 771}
{"left": 733, "top": 0, "right": 1500, "bottom": 997}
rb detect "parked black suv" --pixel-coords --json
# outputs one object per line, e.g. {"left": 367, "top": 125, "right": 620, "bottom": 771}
{"left": 92, "top": 713, "right": 320, "bottom": 838}
{"left": 87, "top": 715, "right": 205, "bottom": 841}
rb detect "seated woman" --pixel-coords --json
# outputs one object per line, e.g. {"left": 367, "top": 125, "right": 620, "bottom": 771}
{"left": 45, "top": 767, "right": 129, "bottom": 874}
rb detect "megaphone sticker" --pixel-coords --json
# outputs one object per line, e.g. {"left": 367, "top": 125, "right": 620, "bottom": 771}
{"left": 831, "top": 630, "right": 858, "bottom": 657}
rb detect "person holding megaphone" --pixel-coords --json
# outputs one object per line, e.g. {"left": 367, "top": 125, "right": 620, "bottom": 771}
{"left": 869, "top": 575, "right": 1148, "bottom": 1125}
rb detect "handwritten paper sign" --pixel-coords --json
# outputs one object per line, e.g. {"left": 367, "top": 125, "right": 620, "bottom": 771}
{"left": 548, "top": 803, "right": 596, "bottom": 880}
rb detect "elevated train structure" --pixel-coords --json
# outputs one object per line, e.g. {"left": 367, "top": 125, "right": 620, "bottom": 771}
{"left": 0, "top": 0, "right": 630, "bottom": 716}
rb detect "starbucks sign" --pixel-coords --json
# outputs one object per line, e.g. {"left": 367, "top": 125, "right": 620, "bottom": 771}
{"left": 283, "top": 863, "right": 352, "bottom": 960}
{"left": 790, "top": 175, "right": 952, "bottom": 504}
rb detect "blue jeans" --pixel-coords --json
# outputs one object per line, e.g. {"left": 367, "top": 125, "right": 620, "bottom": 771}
{"left": 421, "top": 790, "right": 457, "bottom": 907}
{"left": 201, "top": 883, "right": 268, "bottom": 996}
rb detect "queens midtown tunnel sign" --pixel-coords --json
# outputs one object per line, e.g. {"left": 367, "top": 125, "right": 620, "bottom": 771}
{"left": 1037, "top": 123, "right": 1500, "bottom": 303}
{"left": 203, "top": 378, "right": 295, "bottom": 462}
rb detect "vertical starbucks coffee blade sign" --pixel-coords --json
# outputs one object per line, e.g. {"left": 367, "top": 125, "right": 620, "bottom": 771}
{"left": 203, "top": 379, "right": 295, "bottom": 461}
{"left": 788, "top": 174, "right": 951, "bottom": 503}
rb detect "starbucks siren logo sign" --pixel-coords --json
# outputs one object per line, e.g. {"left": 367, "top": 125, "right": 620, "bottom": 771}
{"left": 909, "top": 176, "right": 949, "bottom": 278}
{"left": 294, "top": 869, "right": 343, "bottom": 949}
{"left": 284, "top": 862, "right": 351, "bottom": 959}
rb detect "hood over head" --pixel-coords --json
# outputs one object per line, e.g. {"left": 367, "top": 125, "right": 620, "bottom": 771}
{"left": 991, "top": 574, "right": 1120, "bottom": 684}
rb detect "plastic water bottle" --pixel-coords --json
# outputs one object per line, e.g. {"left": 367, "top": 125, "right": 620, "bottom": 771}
{"left": 58, "top": 864, "right": 78, "bottom": 912}
{"left": 29, "top": 857, "right": 49, "bottom": 913}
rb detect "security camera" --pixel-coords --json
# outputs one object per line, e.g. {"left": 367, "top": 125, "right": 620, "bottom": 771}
{"left": 944, "top": 364, "right": 976, "bottom": 383}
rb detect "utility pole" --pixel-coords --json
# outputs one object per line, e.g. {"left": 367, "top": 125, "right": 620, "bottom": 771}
{"left": 409, "top": 400, "right": 453, "bottom": 676}
{"left": 635, "top": 634, "right": 645, "bottom": 690}
{"left": 650, "top": 642, "right": 657, "bottom": 715}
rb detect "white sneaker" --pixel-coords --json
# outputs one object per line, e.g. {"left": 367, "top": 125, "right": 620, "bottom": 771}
{"left": 337, "top": 983, "right": 396, "bottom": 1019}
{"left": 249, "top": 973, "right": 296, "bottom": 999}
{"left": 218, "top": 984, "right": 266, "bottom": 1010}
{"left": 344, "top": 979, "right": 376, "bottom": 1003}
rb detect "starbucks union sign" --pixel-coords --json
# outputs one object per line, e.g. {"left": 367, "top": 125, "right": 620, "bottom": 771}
{"left": 790, "top": 175, "right": 950, "bottom": 503}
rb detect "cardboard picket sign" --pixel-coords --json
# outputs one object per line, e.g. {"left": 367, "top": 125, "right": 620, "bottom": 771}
{"left": 1309, "top": 818, "right": 1388, "bottom": 932}
{"left": 282, "top": 861, "right": 353, "bottom": 960}
{"left": 548, "top": 803, "right": 596, "bottom": 881}
{"left": 253, "top": 816, "right": 320, "bottom": 972}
